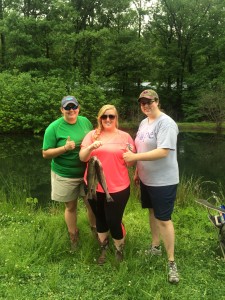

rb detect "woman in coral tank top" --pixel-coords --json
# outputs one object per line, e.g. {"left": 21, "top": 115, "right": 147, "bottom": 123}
{"left": 79, "top": 104, "right": 135, "bottom": 264}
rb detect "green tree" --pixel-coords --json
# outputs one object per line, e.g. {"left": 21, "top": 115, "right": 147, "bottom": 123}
{"left": 1, "top": 0, "right": 225, "bottom": 129}
{"left": 0, "top": 0, "right": 6, "bottom": 70}
{"left": 0, "top": 72, "right": 67, "bottom": 133}
{"left": 198, "top": 84, "right": 225, "bottom": 132}
{"left": 143, "top": 0, "right": 214, "bottom": 119}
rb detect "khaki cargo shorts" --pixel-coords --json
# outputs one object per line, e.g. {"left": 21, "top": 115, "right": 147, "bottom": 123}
{"left": 51, "top": 171, "right": 86, "bottom": 203}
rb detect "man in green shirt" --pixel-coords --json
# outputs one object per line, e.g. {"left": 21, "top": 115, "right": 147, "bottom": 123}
{"left": 42, "top": 95, "right": 96, "bottom": 250}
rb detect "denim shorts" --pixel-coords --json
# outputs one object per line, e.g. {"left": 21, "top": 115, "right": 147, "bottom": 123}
{"left": 140, "top": 181, "right": 178, "bottom": 221}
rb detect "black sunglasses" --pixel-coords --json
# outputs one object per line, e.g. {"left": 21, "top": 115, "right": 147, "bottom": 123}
{"left": 140, "top": 99, "right": 155, "bottom": 106}
{"left": 101, "top": 114, "right": 116, "bottom": 120}
{"left": 64, "top": 105, "right": 78, "bottom": 111}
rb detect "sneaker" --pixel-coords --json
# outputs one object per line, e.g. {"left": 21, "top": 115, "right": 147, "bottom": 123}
{"left": 168, "top": 261, "right": 179, "bottom": 284}
{"left": 146, "top": 245, "right": 162, "bottom": 256}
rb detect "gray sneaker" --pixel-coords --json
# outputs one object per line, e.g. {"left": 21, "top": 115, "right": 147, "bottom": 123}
{"left": 147, "top": 245, "right": 162, "bottom": 256}
{"left": 148, "top": 246, "right": 162, "bottom": 256}
{"left": 168, "top": 261, "right": 179, "bottom": 284}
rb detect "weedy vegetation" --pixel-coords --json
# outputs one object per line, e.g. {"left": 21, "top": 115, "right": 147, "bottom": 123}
{"left": 0, "top": 173, "right": 225, "bottom": 300}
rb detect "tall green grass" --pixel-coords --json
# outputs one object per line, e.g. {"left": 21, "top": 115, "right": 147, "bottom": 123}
{"left": 0, "top": 174, "right": 225, "bottom": 300}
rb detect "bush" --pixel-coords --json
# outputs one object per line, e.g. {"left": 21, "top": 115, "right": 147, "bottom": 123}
{"left": 0, "top": 72, "right": 117, "bottom": 133}
{"left": 0, "top": 72, "right": 68, "bottom": 134}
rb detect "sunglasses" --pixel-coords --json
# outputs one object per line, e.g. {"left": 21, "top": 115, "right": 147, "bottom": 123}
{"left": 140, "top": 99, "right": 155, "bottom": 106}
{"left": 101, "top": 114, "right": 116, "bottom": 120}
{"left": 64, "top": 105, "right": 78, "bottom": 111}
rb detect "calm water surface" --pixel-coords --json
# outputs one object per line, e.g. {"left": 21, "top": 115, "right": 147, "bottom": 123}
{"left": 0, "top": 132, "right": 224, "bottom": 205}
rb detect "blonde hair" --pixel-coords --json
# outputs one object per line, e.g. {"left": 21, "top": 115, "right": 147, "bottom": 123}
{"left": 93, "top": 104, "right": 119, "bottom": 140}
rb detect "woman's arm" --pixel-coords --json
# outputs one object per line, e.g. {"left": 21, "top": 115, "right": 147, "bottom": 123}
{"left": 42, "top": 136, "right": 75, "bottom": 159}
{"left": 79, "top": 141, "right": 102, "bottom": 162}
{"left": 123, "top": 148, "right": 169, "bottom": 163}
{"left": 42, "top": 146, "right": 67, "bottom": 159}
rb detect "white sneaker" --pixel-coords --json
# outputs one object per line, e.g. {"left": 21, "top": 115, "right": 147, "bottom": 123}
{"left": 168, "top": 261, "right": 179, "bottom": 283}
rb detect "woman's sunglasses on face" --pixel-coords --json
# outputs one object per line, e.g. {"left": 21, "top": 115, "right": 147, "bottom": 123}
{"left": 64, "top": 104, "right": 78, "bottom": 111}
{"left": 100, "top": 114, "right": 116, "bottom": 120}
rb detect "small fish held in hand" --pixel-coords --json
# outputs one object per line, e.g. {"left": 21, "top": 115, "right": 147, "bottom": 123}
{"left": 87, "top": 156, "right": 114, "bottom": 202}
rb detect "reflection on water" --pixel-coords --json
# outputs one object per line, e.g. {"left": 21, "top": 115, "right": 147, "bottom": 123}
{"left": 0, "top": 134, "right": 51, "bottom": 206}
{"left": 177, "top": 132, "right": 225, "bottom": 185}
{"left": 0, "top": 132, "right": 224, "bottom": 204}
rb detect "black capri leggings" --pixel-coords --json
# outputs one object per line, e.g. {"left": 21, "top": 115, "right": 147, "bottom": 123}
{"left": 88, "top": 186, "right": 130, "bottom": 240}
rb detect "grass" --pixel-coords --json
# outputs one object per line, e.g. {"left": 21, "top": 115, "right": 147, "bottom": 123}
{"left": 0, "top": 176, "right": 225, "bottom": 300}
{"left": 177, "top": 122, "right": 225, "bottom": 133}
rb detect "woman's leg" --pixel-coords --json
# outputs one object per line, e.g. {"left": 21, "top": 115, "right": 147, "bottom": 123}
{"left": 105, "top": 186, "right": 130, "bottom": 261}
{"left": 88, "top": 195, "right": 109, "bottom": 265}
{"left": 157, "top": 219, "right": 175, "bottom": 261}
{"left": 149, "top": 208, "right": 161, "bottom": 247}
{"left": 65, "top": 200, "right": 79, "bottom": 249}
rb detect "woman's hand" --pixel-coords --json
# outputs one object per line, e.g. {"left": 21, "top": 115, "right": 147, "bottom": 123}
{"left": 65, "top": 136, "right": 75, "bottom": 151}
{"left": 79, "top": 141, "right": 102, "bottom": 162}
{"left": 123, "top": 150, "right": 136, "bottom": 163}
{"left": 89, "top": 140, "right": 102, "bottom": 150}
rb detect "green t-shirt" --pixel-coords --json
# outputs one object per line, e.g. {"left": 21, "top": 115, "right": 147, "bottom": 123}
{"left": 42, "top": 116, "right": 93, "bottom": 178}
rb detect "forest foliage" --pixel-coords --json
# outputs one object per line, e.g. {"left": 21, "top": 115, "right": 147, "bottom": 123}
{"left": 0, "top": 0, "right": 225, "bottom": 133}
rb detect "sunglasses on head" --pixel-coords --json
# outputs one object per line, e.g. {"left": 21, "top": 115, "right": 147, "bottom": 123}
{"left": 140, "top": 99, "right": 155, "bottom": 106}
{"left": 100, "top": 114, "right": 116, "bottom": 120}
{"left": 64, "top": 104, "right": 78, "bottom": 111}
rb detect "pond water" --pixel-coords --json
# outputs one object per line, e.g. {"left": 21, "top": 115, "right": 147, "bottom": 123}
{"left": 177, "top": 132, "right": 225, "bottom": 197}
{"left": 0, "top": 132, "right": 224, "bottom": 205}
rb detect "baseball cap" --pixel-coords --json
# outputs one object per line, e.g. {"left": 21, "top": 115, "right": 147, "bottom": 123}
{"left": 61, "top": 95, "right": 79, "bottom": 108}
{"left": 138, "top": 89, "right": 159, "bottom": 102}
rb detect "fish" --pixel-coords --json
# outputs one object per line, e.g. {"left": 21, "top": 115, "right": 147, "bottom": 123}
{"left": 87, "top": 156, "right": 98, "bottom": 200}
{"left": 87, "top": 156, "right": 114, "bottom": 202}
